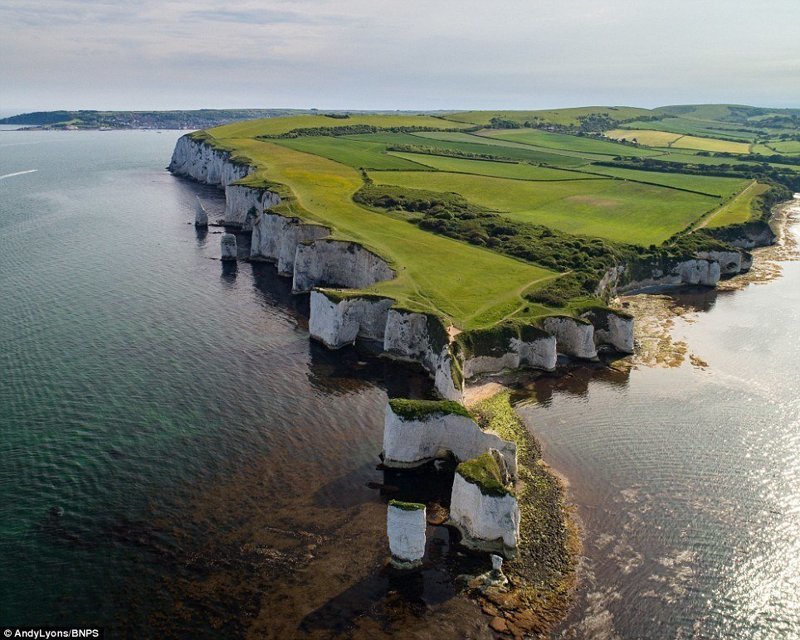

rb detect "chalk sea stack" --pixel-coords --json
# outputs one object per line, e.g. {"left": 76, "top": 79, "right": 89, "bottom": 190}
{"left": 220, "top": 234, "right": 237, "bottom": 261}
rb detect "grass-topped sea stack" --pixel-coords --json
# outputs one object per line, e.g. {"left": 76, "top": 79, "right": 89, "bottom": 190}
{"left": 449, "top": 450, "right": 521, "bottom": 556}
{"left": 387, "top": 500, "right": 427, "bottom": 569}
{"left": 382, "top": 399, "right": 517, "bottom": 475}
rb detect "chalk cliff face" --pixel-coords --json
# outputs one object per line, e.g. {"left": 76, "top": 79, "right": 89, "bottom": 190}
{"left": 382, "top": 404, "right": 518, "bottom": 478}
{"left": 542, "top": 317, "right": 598, "bottom": 360}
{"left": 457, "top": 329, "right": 557, "bottom": 379}
{"left": 250, "top": 212, "right": 330, "bottom": 274}
{"left": 169, "top": 135, "right": 250, "bottom": 187}
{"left": 309, "top": 291, "right": 395, "bottom": 349}
{"left": 449, "top": 473, "right": 520, "bottom": 555}
{"left": 387, "top": 503, "right": 426, "bottom": 568}
{"left": 618, "top": 258, "right": 722, "bottom": 293}
{"left": 169, "top": 135, "right": 646, "bottom": 397}
{"left": 293, "top": 240, "right": 395, "bottom": 293}
{"left": 695, "top": 250, "right": 743, "bottom": 276}
{"left": 383, "top": 309, "right": 462, "bottom": 401}
{"left": 581, "top": 308, "right": 635, "bottom": 354}
{"left": 224, "top": 185, "right": 281, "bottom": 230}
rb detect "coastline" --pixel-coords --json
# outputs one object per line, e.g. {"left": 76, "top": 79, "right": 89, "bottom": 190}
{"left": 457, "top": 195, "right": 799, "bottom": 635}
{"left": 166, "top": 128, "right": 798, "bottom": 637}
{"left": 616, "top": 195, "right": 799, "bottom": 370}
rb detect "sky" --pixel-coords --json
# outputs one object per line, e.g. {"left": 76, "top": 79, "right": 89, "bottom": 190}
{"left": 2, "top": 0, "right": 799, "bottom": 113}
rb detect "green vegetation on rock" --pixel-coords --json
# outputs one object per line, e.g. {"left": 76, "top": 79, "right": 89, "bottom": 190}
{"left": 388, "top": 499, "right": 426, "bottom": 511}
{"left": 388, "top": 398, "right": 472, "bottom": 421}
{"left": 457, "top": 452, "right": 513, "bottom": 497}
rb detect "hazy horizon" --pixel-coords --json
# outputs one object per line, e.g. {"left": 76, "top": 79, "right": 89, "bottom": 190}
{"left": 2, "top": 0, "right": 799, "bottom": 113}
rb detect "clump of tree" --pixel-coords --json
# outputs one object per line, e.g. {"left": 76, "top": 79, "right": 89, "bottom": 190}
{"left": 488, "top": 117, "right": 522, "bottom": 129}
{"left": 260, "top": 125, "right": 469, "bottom": 139}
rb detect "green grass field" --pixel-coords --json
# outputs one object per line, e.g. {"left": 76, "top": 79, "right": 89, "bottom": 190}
{"left": 273, "top": 136, "right": 429, "bottom": 170}
{"left": 705, "top": 181, "right": 770, "bottom": 227}
{"left": 584, "top": 165, "right": 750, "bottom": 197}
{"left": 371, "top": 170, "right": 719, "bottom": 245}
{"left": 189, "top": 110, "right": 795, "bottom": 331}
{"left": 386, "top": 152, "right": 599, "bottom": 181}
{"left": 207, "top": 134, "right": 558, "bottom": 328}
{"left": 481, "top": 128, "right": 661, "bottom": 158}
{"left": 442, "top": 106, "right": 654, "bottom": 127}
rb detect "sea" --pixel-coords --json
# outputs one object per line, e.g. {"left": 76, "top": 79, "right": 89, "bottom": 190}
{"left": 0, "top": 128, "right": 797, "bottom": 639}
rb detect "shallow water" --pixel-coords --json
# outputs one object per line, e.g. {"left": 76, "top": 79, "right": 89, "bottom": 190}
{"left": 518, "top": 225, "right": 800, "bottom": 639}
{"left": 0, "top": 130, "right": 491, "bottom": 638}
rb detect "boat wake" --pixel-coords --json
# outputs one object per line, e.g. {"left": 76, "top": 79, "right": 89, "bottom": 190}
{"left": 0, "top": 169, "right": 38, "bottom": 180}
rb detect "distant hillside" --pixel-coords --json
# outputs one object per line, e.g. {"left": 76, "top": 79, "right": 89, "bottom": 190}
{"left": 0, "top": 109, "right": 453, "bottom": 131}
{"left": 444, "top": 104, "right": 800, "bottom": 136}
{"left": 0, "top": 109, "right": 311, "bottom": 130}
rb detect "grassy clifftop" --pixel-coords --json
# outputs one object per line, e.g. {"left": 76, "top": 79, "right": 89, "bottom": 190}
{"left": 190, "top": 108, "right": 796, "bottom": 330}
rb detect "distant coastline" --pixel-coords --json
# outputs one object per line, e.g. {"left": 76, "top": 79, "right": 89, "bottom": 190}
{"left": 0, "top": 109, "right": 450, "bottom": 131}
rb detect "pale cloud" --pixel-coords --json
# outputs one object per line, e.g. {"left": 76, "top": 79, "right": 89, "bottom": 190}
{"left": 1, "top": 0, "right": 798, "bottom": 111}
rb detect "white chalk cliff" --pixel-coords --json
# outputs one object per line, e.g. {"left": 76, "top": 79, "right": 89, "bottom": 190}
{"left": 309, "top": 291, "right": 395, "bottom": 349}
{"left": 382, "top": 403, "right": 518, "bottom": 479}
{"left": 169, "top": 135, "right": 251, "bottom": 187}
{"left": 542, "top": 316, "right": 598, "bottom": 360}
{"left": 449, "top": 472, "right": 520, "bottom": 554}
{"left": 170, "top": 134, "right": 649, "bottom": 399}
{"left": 293, "top": 240, "right": 395, "bottom": 293}
{"left": 223, "top": 185, "right": 281, "bottom": 230}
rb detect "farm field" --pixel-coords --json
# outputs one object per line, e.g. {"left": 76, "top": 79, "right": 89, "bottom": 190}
{"left": 705, "top": 181, "right": 770, "bottom": 228}
{"left": 192, "top": 108, "right": 797, "bottom": 328}
{"left": 386, "top": 152, "right": 598, "bottom": 181}
{"left": 273, "top": 136, "right": 428, "bottom": 170}
{"left": 606, "top": 129, "right": 751, "bottom": 153}
{"left": 370, "top": 170, "right": 719, "bottom": 245}
{"left": 206, "top": 134, "right": 558, "bottom": 328}
{"left": 765, "top": 140, "right": 800, "bottom": 154}
{"left": 206, "top": 114, "right": 472, "bottom": 138}
{"left": 606, "top": 129, "right": 683, "bottom": 147}
{"left": 442, "top": 106, "right": 654, "bottom": 127}
{"left": 671, "top": 135, "right": 751, "bottom": 153}
{"left": 480, "top": 128, "right": 660, "bottom": 157}
{"left": 400, "top": 131, "right": 594, "bottom": 166}
{"left": 584, "top": 165, "right": 750, "bottom": 197}
{"left": 620, "top": 117, "right": 757, "bottom": 141}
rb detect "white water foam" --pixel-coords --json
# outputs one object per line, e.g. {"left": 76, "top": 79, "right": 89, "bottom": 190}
{"left": 0, "top": 169, "right": 38, "bottom": 180}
